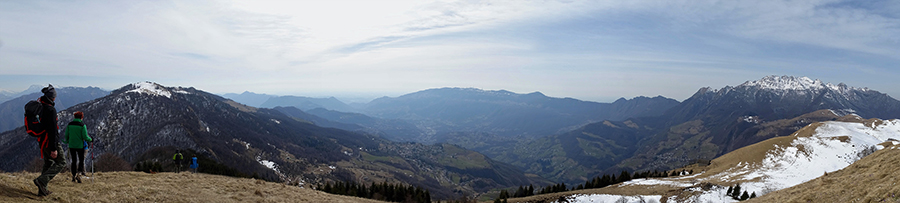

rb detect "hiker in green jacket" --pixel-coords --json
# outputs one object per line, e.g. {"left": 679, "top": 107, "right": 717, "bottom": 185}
{"left": 173, "top": 150, "right": 184, "bottom": 172}
{"left": 64, "top": 111, "right": 92, "bottom": 183}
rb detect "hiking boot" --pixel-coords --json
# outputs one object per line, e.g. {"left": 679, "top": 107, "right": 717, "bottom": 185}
{"left": 33, "top": 179, "right": 50, "bottom": 196}
{"left": 75, "top": 174, "right": 82, "bottom": 183}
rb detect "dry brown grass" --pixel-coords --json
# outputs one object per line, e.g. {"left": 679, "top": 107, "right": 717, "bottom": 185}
{"left": 0, "top": 171, "right": 385, "bottom": 203}
{"left": 746, "top": 146, "right": 900, "bottom": 203}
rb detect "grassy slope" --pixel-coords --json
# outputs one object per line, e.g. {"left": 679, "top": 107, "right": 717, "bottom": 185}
{"left": 746, "top": 145, "right": 900, "bottom": 203}
{"left": 0, "top": 171, "right": 384, "bottom": 203}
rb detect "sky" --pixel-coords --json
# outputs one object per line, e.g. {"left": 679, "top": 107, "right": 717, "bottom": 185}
{"left": 1, "top": 0, "right": 899, "bottom": 103}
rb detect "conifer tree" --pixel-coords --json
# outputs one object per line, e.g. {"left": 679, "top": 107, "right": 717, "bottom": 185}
{"left": 732, "top": 184, "right": 742, "bottom": 200}
{"left": 527, "top": 184, "right": 534, "bottom": 196}
{"left": 727, "top": 186, "right": 733, "bottom": 195}
{"left": 618, "top": 170, "right": 632, "bottom": 183}
{"left": 603, "top": 174, "right": 613, "bottom": 188}
{"left": 750, "top": 192, "right": 756, "bottom": 199}
{"left": 499, "top": 190, "right": 509, "bottom": 199}
{"left": 740, "top": 191, "right": 749, "bottom": 200}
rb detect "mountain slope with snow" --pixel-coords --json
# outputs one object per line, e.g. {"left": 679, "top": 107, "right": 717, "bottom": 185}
{"left": 536, "top": 113, "right": 900, "bottom": 203}
{"left": 746, "top": 142, "right": 900, "bottom": 202}
{"left": 616, "top": 75, "right": 900, "bottom": 174}
{"left": 666, "top": 116, "right": 900, "bottom": 202}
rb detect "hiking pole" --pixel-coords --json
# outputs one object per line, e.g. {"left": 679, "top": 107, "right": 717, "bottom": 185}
{"left": 90, "top": 141, "right": 94, "bottom": 184}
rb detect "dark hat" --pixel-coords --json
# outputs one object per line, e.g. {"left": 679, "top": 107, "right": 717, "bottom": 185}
{"left": 41, "top": 84, "right": 56, "bottom": 100}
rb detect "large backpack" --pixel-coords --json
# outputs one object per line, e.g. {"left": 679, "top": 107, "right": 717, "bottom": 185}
{"left": 24, "top": 100, "right": 44, "bottom": 137}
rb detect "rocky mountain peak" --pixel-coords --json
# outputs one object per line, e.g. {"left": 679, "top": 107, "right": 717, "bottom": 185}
{"left": 737, "top": 75, "right": 864, "bottom": 92}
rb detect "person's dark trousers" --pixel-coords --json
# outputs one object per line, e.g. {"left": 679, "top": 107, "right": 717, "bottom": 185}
{"left": 69, "top": 148, "right": 85, "bottom": 176}
{"left": 35, "top": 144, "right": 66, "bottom": 189}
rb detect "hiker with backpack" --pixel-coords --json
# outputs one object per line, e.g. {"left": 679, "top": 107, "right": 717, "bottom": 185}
{"left": 25, "top": 85, "right": 66, "bottom": 196}
{"left": 64, "top": 111, "right": 92, "bottom": 183}
{"left": 173, "top": 150, "right": 184, "bottom": 172}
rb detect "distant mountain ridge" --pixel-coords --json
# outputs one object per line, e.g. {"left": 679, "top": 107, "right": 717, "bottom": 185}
{"left": 363, "top": 87, "right": 679, "bottom": 139}
{"left": 0, "top": 86, "right": 109, "bottom": 132}
{"left": 261, "top": 96, "right": 359, "bottom": 113}
{"left": 221, "top": 91, "right": 275, "bottom": 107}
{"left": 0, "top": 85, "right": 44, "bottom": 103}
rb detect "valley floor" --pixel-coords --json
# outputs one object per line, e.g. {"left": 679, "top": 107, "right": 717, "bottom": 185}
{"left": 0, "top": 171, "right": 384, "bottom": 203}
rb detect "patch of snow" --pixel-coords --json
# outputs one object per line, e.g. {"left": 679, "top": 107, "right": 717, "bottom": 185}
{"left": 328, "top": 165, "right": 336, "bottom": 170}
{"left": 343, "top": 151, "right": 353, "bottom": 156}
{"left": 259, "top": 160, "right": 276, "bottom": 169}
{"left": 256, "top": 156, "right": 283, "bottom": 178}
{"left": 173, "top": 90, "right": 190, "bottom": 94}
{"left": 127, "top": 81, "right": 171, "bottom": 98}
{"left": 621, "top": 178, "right": 693, "bottom": 188}
{"left": 561, "top": 194, "right": 662, "bottom": 203}
{"left": 741, "top": 116, "right": 760, "bottom": 123}
{"left": 271, "top": 119, "right": 281, "bottom": 124}
{"left": 672, "top": 186, "right": 738, "bottom": 203}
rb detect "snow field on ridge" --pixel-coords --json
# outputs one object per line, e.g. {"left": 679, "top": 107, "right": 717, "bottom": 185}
{"left": 127, "top": 82, "right": 172, "bottom": 98}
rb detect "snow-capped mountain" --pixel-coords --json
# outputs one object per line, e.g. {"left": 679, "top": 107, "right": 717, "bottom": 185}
{"left": 552, "top": 113, "right": 900, "bottom": 203}
{"left": 739, "top": 75, "right": 857, "bottom": 91}
{"left": 675, "top": 75, "right": 900, "bottom": 122}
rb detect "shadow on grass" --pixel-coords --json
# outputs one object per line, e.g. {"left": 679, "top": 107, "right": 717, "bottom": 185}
{"left": 0, "top": 181, "right": 38, "bottom": 199}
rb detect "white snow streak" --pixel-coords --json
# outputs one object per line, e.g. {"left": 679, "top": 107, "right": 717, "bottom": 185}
{"left": 559, "top": 194, "right": 662, "bottom": 203}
